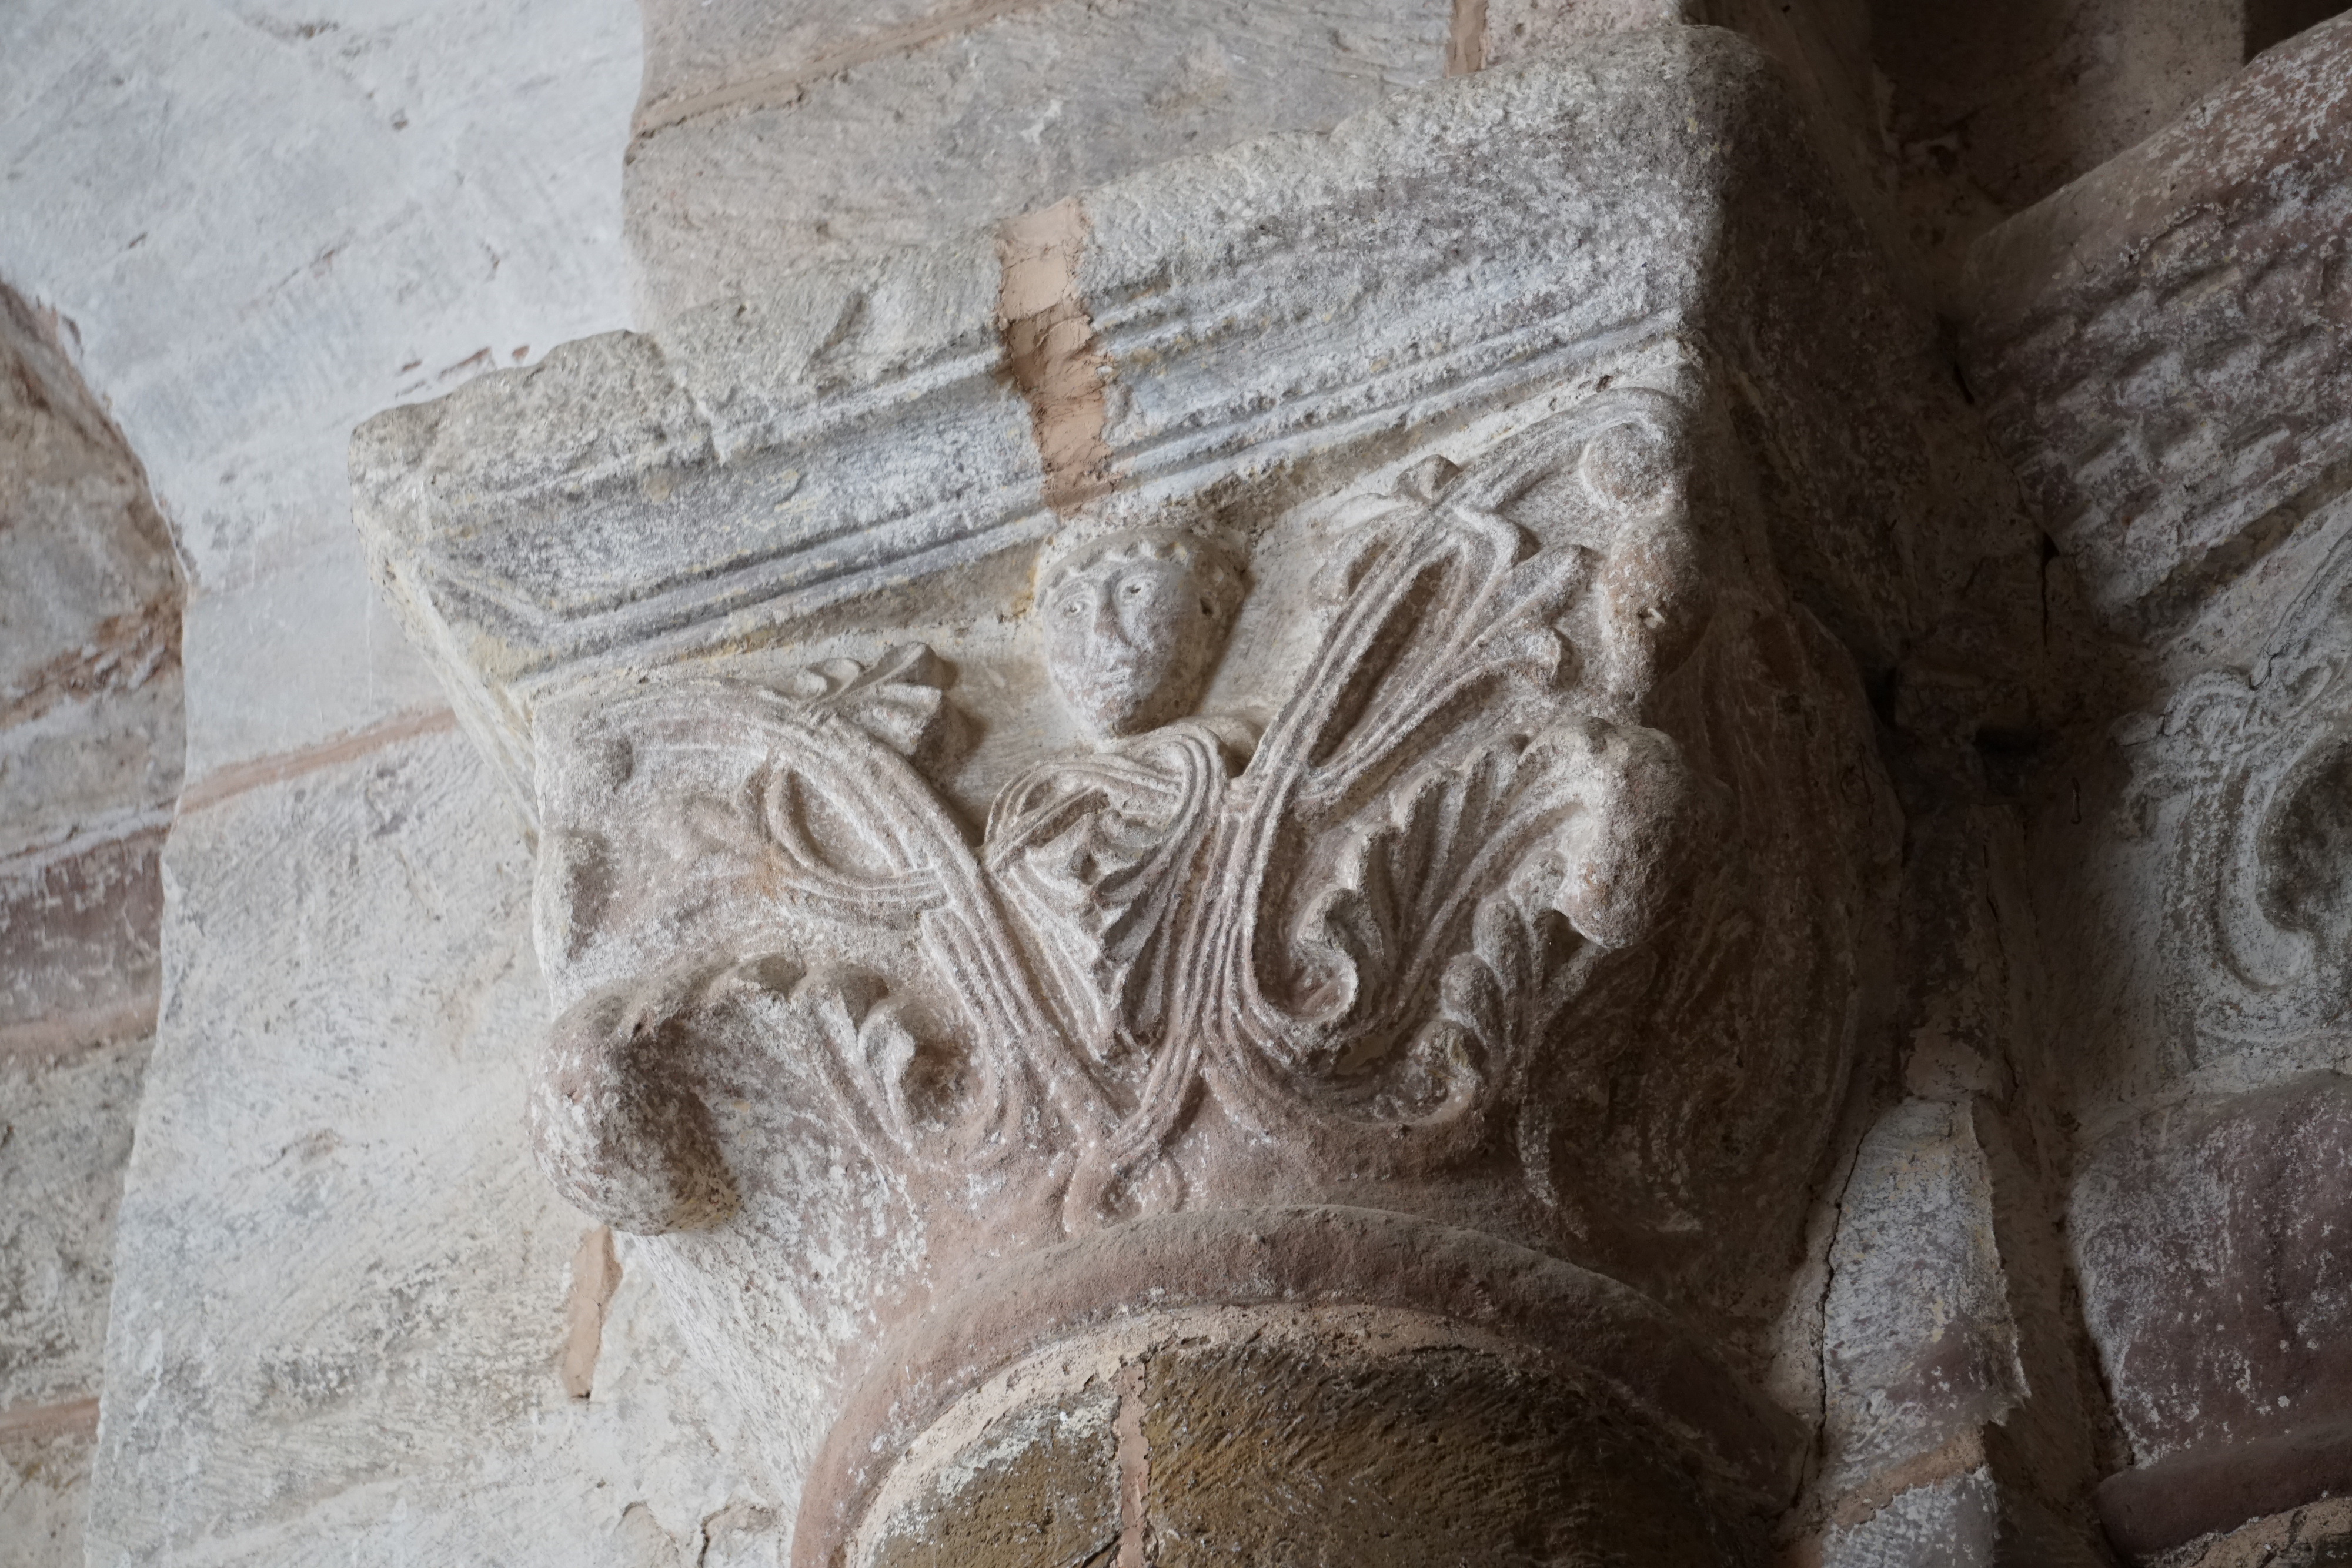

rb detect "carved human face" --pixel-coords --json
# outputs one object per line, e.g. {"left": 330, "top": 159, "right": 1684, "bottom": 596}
{"left": 1044, "top": 541, "right": 1227, "bottom": 739}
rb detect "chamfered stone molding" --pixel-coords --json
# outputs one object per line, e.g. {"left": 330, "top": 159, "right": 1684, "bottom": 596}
{"left": 1962, "top": 13, "right": 2352, "bottom": 636}
{"left": 349, "top": 30, "right": 1989, "bottom": 1562}
{"left": 355, "top": 27, "right": 1963, "bottom": 822}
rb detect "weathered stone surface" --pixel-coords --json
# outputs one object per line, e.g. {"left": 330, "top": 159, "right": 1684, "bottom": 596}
{"left": 623, "top": 0, "right": 1452, "bottom": 325}
{"left": 1815, "top": 1455, "right": 2125, "bottom": 1568}
{"left": 0, "top": 1034, "right": 149, "bottom": 1412}
{"left": 862, "top": 1311, "right": 1772, "bottom": 1566}
{"left": 1788, "top": 789, "right": 2126, "bottom": 1565}
{"left": 2066, "top": 513, "right": 2352, "bottom": 1121}
{"left": 2020, "top": 308, "right": 2352, "bottom": 1556}
{"left": 862, "top": 1379, "right": 1120, "bottom": 1567}
{"left": 1822, "top": 1467, "right": 2004, "bottom": 1568}
{"left": 622, "top": 0, "right": 1905, "bottom": 333}
{"left": 0, "top": 273, "right": 180, "bottom": 1568}
{"left": 1804, "top": 1088, "right": 2115, "bottom": 1564}
{"left": 0, "top": 1423, "right": 97, "bottom": 1568}
{"left": 1879, "top": 0, "right": 2244, "bottom": 219}
{"left": 2073, "top": 1076, "right": 2352, "bottom": 1554}
{"left": 0, "top": 293, "right": 181, "bottom": 870}
{"left": 1134, "top": 1328, "right": 1760, "bottom": 1565}
{"left": 34, "top": 0, "right": 2348, "bottom": 1559}
{"left": 2156, "top": 1495, "right": 2352, "bottom": 1568}
{"left": 1961, "top": 15, "right": 2352, "bottom": 632}
{"left": 0, "top": 5, "right": 803, "bottom": 1562}
{"left": 1819, "top": 1100, "right": 2026, "bottom": 1500}
{"left": 0, "top": 1032, "right": 146, "bottom": 1568}
{"left": 842, "top": 1220, "right": 1794, "bottom": 1566}
{"left": 0, "top": 281, "right": 182, "bottom": 1050}
{"left": 0, "top": 0, "right": 639, "bottom": 782}
{"left": 85, "top": 731, "right": 776, "bottom": 1567}
{"left": 1874, "top": 1, "right": 2352, "bottom": 310}
{"left": 0, "top": 829, "right": 165, "bottom": 1051}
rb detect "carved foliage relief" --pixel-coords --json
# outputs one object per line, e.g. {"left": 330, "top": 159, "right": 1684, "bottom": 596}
{"left": 523, "top": 382, "right": 1897, "bottom": 1445}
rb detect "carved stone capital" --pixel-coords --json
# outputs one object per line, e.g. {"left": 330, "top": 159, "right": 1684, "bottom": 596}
{"left": 352, "top": 32, "right": 1963, "bottom": 1563}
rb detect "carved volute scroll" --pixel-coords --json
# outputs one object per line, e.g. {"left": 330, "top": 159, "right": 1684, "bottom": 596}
{"left": 519, "top": 375, "right": 1896, "bottom": 1559}
{"left": 2126, "top": 530, "right": 2352, "bottom": 1062}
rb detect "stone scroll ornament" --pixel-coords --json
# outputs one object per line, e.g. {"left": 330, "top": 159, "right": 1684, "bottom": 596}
{"left": 528, "top": 385, "right": 1882, "bottom": 1222}
{"left": 520, "top": 383, "right": 1893, "bottom": 1530}
{"left": 2127, "top": 529, "right": 2352, "bottom": 1058}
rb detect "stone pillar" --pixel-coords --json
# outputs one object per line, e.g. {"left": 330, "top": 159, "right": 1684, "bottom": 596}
{"left": 351, "top": 31, "right": 2037, "bottom": 1562}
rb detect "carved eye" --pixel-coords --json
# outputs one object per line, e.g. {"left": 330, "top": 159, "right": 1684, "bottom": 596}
{"left": 1061, "top": 598, "right": 1084, "bottom": 617}
{"left": 1122, "top": 581, "right": 1145, "bottom": 599}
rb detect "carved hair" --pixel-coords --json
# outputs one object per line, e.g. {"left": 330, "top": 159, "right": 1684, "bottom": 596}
{"left": 1034, "top": 523, "right": 1248, "bottom": 622}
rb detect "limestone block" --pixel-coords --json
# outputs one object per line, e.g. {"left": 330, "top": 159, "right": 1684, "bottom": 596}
{"left": 1822, "top": 1467, "right": 2003, "bottom": 1568}
{"left": 0, "top": 282, "right": 182, "bottom": 1050}
{"left": 1872, "top": 0, "right": 2350, "bottom": 310}
{"left": 2030, "top": 330, "right": 2352, "bottom": 1556}
{"left": 0, "top": 245, "right": 178, "bottom": 1568}
{"left": 0, "top": 680, "right": 178, "bottom": 870}
{"left": 0, "top": 1425, "right": 95, "bottom": 1568}
{"left": 0, "top": 830, "right": 165, "bottom": 1050}
{"left": 2093, "top": 514, "right": 2352, "bottom": 1109}
{"left": 1809, "top": 1093, "right": 2114, "bottom": 1566}
{"left": 1962, "top": 15, "right": 2352, "bottom": 633}
{"left": 2161, "top": 1496, "right": 2352, "bottom": 1568}
{"left": 1819, "top": 1100, "right": 2026, "bottom": 1502}
{"left": 0, "top": 0, "right": 640, "bottom": 777}
{"left": 172, "top": 542, "right": 445, "bottom": 788}
{"left": 622, "top": 0, "right": 1897, "bottom": 333}
{"left": 0, "top": 1035, "right": 149, "bottom": 1412}
{"left": 622, "top": 0, "right": 1451, "bottom": 325}
{"left": 83, "top": 731, "right": 774, "bottom": 1567}
{"left": 1480, "top": 0, "right": 1882, "bottom": 220}
{"left": 0, "top": 1034, "right": 146, "bottom": 1568}
{"left": 0, "top": 288, "right": 178, "bottom": 785}
{"left": 2073, "top": 1075, "right": 2352, "bottom": 1559}
{"left": 1818, "top": 1459, "right": 2127, "bottom": 1567}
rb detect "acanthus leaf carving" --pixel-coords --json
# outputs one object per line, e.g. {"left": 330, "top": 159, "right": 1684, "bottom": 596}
{"left": 526, "top": 383, "right": 1885, "bottom": 1281}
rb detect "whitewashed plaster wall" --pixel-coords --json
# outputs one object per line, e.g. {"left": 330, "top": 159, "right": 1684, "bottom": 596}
{"left": 0, "top": 2, "right": 779, "bottom": 1563}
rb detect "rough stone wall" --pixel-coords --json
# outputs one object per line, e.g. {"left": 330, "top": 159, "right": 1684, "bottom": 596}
{"left": 0, "top": 285, "right": 180, "bottom": 1568}
{"left": 0, "top": 2, "right": 779, "bottom": 1563}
